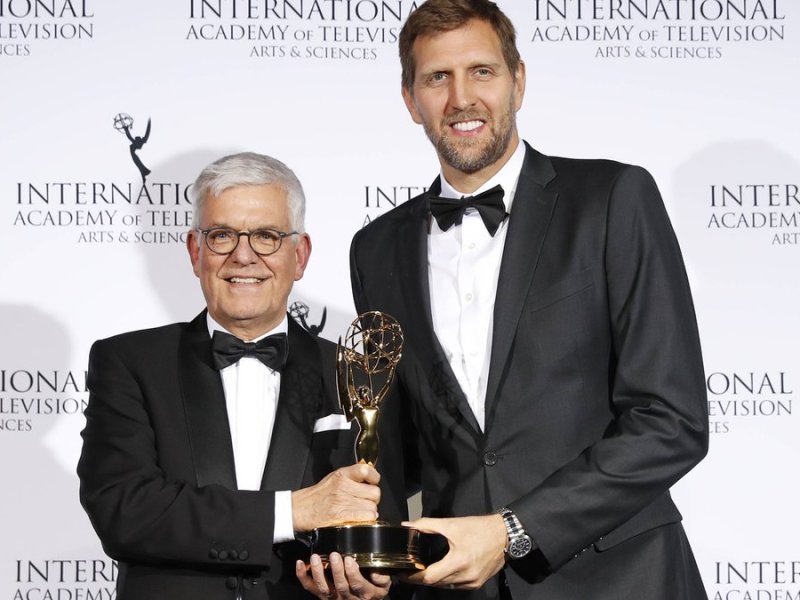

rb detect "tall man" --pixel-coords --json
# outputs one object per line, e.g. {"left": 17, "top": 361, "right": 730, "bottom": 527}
{"left": 349, "top": 1, "right": 709, "bottom": 598}
{"left": 78, "top": 152, "right": 399, "bottom": 599}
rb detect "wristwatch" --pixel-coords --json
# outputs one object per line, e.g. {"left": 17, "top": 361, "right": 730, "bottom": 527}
{"left": 498, "top": 508, "right": 533, "bottom": 560}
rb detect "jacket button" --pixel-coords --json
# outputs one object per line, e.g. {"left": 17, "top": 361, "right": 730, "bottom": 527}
{"left": 218, "top": 550, "right": 229, "bottom": 560}
{"left": 239, "top": 550, "right": 249, "bottom": 561}
{"left": 208, "top": 549, "right": 218, "bottom": 559}
{"left": 228, "top": 550, "right": 238, "bottom": 560}
{"left": 484, "top": 451, "right": 497, "bottom": 466}
{"left": 225, "top": 576, "right": 238, "bottom": 590}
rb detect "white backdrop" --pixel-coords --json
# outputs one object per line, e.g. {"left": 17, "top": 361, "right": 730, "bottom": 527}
{"left": 1, "top": 1, "right": 798, "bottom": 598}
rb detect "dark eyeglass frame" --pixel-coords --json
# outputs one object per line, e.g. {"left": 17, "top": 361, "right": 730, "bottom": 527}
{"left": 197, "top": 227, "right": 299, "bottom": 256}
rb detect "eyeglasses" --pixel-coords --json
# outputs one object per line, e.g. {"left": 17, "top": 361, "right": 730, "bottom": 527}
{"left": 197, "top": 227, "right": 298, "bottom": 256}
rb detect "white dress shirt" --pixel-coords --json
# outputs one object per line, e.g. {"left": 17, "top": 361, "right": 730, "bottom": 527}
{"left": 207, "top": 314, "right": 294, "bottom": 543}
{"left": 428, "top": 141, "right": 526, "bottom": 431}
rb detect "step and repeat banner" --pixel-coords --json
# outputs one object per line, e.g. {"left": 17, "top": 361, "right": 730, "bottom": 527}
{"left": 1, "top": 1, "right": 798, "bottom": 598}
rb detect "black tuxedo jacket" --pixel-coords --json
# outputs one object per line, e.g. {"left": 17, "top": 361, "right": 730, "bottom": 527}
{"left": 350, "top": 144, "right": 709, "bottom": 599}
{"left": 78, "top": 312, "right": 408, "bottom": 599}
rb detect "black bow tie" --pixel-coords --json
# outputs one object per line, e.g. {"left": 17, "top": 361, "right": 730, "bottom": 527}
{"left": 428, "top": 184, "right": 507, "bottom": 236}
{"left": 211, "top": 330, "right": 288, "bottom": 372}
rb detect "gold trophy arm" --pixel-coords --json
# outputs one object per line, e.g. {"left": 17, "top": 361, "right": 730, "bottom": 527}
{"left": 336, "top": 339, "right": 355, "bottom": 421}
{"left": 371, "top": 362, "right": 398, "bottom": 407}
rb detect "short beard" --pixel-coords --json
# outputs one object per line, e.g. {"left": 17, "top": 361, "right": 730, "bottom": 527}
{"left": 425, "top": 101, "right": 516, "bottom": 174}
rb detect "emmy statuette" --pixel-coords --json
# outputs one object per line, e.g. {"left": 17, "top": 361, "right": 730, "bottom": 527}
{"left": 310, "top": 312, "right": 428, "bottom": 571}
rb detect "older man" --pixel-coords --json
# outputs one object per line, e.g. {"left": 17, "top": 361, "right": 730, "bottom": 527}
{"left": 78, "top": 152, "right": 402, "bottom": 599}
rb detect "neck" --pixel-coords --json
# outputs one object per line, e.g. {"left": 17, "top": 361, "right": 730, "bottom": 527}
{"left": 213, "top": 314, "right": 285, "bottom": 342}
{"left": 229, "top": 327, "right": 268, "bottom": 342}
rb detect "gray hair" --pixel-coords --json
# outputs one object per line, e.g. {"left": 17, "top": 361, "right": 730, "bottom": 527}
{"left": 191, "top": 152, "right": 306, "bottom": 232}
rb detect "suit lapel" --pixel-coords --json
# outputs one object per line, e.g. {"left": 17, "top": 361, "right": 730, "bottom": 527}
{"left": 260, "top": 317, "right": 320, "bottom": 491}
{"left": 398, "top": 181, "right": 483, "bottom": 437}
{"left": 485, "top": 145, "right": 559, "bottom": 428}
{"left": 395, "top": 184, "right": 437, "bottom": 363}
{"left": 180, "top": 311, "right": 238, "bottom": 490}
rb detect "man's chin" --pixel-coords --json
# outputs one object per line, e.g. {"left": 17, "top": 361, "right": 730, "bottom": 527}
{"left": 215, "top": 305, "right": 270, "bottom": 324}
{"left": 443, "top": 153, "right": 495, "bottom": 174}
{"left": 437, "top": 140, "right": 497, "bottom": 173}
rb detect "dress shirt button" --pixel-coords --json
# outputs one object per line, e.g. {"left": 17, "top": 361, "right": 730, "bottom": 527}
{"left": 225, "top": 576, "right": 238, "bottom": 590}
{"left": 468, "top": 241, "right": 476, "bottom": 250}
{"left": 484, "top": 451, "right": 497, "bottom": 466}
{"left": 243, "top": 578, "right": 259, "bottom": 589}
{"left": 465, "top": 292, "right": 473, "bottom": 302}
{"left": 218, "top": 550, "right": 229, "bottom": 560}
{"left": 208, "top": 549, "right": 219, "bottom": 559}
{"left": 239, "top": 550, "right": 250, "bottom": 561}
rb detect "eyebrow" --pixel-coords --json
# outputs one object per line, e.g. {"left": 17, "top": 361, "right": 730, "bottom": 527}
{"left": 203, "top": 223, "right": 282, "bottom": 231}
{"left": 419, "top": 60, "right": 504, "bottom": 75}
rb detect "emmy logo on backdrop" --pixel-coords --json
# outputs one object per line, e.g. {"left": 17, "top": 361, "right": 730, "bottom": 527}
{"left": 289, "top": 301, "right": 327, "bottom": 337}
{"left": 113, "top": 112, "right": 151, "bottom": 184}
{"left": 311, "top": 311, "right": 431, "bottom": 571}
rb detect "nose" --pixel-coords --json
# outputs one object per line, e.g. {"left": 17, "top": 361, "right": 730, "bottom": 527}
{"left": 229, "top": 232, "right": 259, "bottom": 264}
{"left": 449, "top": 73, "right": 476, "bottom": 111}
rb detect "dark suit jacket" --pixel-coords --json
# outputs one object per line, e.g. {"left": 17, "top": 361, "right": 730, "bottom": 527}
{"left": 78, "top": 312, "right": 408, "bottom": 599}
{"left": 350, "top": 144, "right": 709, "bottom": 599}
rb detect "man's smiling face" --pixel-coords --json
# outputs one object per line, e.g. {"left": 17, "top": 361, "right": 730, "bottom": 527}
{"left": 187, "top": 184, "right": 310, "bottom": 340}
{"left": 402, "top": 18, "right": 525, "bottom": 185}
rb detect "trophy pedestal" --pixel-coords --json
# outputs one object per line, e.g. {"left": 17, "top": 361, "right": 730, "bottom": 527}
{"left": 311, "top": 523, "right": 425, "bottom": 572}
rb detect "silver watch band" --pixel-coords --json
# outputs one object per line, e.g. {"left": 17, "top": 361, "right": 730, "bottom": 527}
{"left": 499, "top": 508, "right": 524, "bottom": 536}
{"left": 497, "top": 507, "right": 533, "bottom": 560}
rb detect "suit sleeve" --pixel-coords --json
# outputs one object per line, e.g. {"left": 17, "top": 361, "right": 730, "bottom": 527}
{"left": 77, "top": 338, "right": 278, "bottom": 568}
{"left": 350, "top": 229, "right": 368, "bottom": 316}
{"left": 511, "top": 165, "right": 709, "bottom": 568}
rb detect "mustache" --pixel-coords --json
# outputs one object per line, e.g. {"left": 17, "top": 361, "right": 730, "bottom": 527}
{"left": 443, "top": 110, "right": 489, "bottom": 126}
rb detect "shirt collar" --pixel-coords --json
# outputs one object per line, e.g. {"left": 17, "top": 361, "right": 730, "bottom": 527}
{"left": 438, "top": 140, "right": 526, "bottom": 214}
{"left": 206, "top": 312, "right": 289, "bottom": 342}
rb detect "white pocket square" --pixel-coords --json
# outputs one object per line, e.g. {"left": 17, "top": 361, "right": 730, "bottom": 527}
{"left": 313, "top": 413, "right": 352, "bottom": 433}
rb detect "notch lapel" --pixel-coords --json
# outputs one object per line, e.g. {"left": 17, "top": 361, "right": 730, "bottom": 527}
{"left": 180, "top": 312, "right": 238, "bottom": 490}
{"left": 259, "top": 318, "right": 320, "bottom": 492}
{"left": 484, "top": 145, "right": 559, "bottom": 428}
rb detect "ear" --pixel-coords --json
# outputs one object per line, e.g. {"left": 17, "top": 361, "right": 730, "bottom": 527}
{"left": 402, "top": 85, "right": 424, "bottom": 125}
{"left": 187, "top": 229, "right": 201, "bottom": 277}
{"left": 293, "top": 233, "right": 312, "bottom": 281}
{"left": 513, "top": 60, "right": 526, "bottom": 112}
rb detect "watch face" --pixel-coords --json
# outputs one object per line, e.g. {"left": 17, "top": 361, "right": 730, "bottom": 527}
{"left": 509, "top": 534, "right": 532, "bottom": 559}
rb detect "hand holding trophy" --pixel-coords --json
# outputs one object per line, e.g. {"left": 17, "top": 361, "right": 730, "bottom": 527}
{"left": 311, "top": 311, "right": 425, "bottom": 571}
